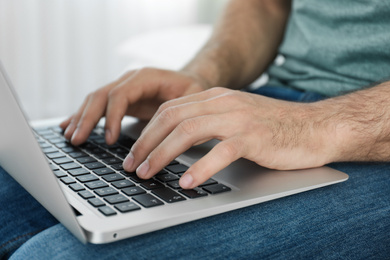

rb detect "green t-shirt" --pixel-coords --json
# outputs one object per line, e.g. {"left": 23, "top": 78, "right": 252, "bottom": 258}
{"left": 267, "top": 0, "right": 390, "bottom": 97}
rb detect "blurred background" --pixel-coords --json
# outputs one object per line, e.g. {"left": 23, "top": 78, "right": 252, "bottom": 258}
{"left": 0, "top": 0, "right": 228, "bottom": 120}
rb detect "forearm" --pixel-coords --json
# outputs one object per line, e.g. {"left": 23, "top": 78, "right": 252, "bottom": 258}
{"left": 315, "top": 81, "right": 390, "bottom": 162}
{"left": 181, "top": 0, "right": 291, "bottom": 90}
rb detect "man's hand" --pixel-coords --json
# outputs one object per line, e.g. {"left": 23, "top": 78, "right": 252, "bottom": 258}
{"left": 124, "top": 87, "right": 336, "bottom": 189}
{"left": 60, "top": 68, "right": 207, "bottom": 145}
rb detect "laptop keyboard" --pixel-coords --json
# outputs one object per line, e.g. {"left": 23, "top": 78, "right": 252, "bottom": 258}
{"left": 33, "top": 126, "right": 231, "bottom": 217}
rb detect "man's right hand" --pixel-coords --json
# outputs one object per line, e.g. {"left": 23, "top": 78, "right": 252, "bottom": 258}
{"left": 60, "top": 67, "right": 207, "bottom": 146}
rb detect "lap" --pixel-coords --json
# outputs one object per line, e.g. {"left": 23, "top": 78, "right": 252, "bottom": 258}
{"left": 3, "top": 162, "right": 390, "bottom": 259}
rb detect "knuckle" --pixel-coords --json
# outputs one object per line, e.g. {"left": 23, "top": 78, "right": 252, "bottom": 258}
{"left": 219, "top": 139, "right": 242, "bottom": 159}
{"left": 158, "top": 106, "right": 178, "bottom": 123}
{"left": 177, "top": 119, "right": 198, "bottom": 137}
{"left": 157, "top": 100, "right": 175, "bottom": 114}
{"left": 207, "top": 86, "right": 227, "bottom": 96}
{"left": 137, "top": 67, "right": 157, "bottom": 77}
{"left": 107, "top": 87, "right": 121, "bottom": 99}
{"left": 161, "top": 107, "right": 177, "bottom": 121}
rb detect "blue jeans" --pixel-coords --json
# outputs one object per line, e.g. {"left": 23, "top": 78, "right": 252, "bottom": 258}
{"left": 1, "top": 86, "right": 389, "bottom": 259}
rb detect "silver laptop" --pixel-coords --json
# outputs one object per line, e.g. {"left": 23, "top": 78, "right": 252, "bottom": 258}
{"left": 0, "top": 61, "right": 348, "bottom": 244}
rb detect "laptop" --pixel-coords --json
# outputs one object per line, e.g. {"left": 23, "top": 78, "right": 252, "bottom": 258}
{"left": 0, "top": 61, "right": 348, "bottom": 244}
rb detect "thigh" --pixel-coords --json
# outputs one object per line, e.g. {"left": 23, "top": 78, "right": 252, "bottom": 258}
{"left": 0, "top": 166, "right": 58, "bottom": 259}
{"left": 10, "top": 162, "right": 390, "bottom": 259}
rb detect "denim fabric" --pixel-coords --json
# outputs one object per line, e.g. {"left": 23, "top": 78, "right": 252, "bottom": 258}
{"left": 1, "top": 86, "right": 390, "bottom": 259}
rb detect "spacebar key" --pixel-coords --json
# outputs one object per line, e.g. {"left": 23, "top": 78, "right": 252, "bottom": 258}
{"left": 152, "top": 187, "right": 186, "bottom": 203}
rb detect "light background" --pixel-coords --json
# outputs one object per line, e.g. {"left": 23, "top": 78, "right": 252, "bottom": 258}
{"left": 0, "top": 0, "right": 228, "bottom": 120}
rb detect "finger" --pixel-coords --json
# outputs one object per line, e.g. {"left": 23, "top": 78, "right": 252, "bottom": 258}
{"left": 59, "top": 116, "right": 72, "bottom": 130}
{"left": 70, "top": 90, "right": 109, "bottom": 145}
{"left": 126, "top": 97, "right": 230, "bottom": 172}
{"left": 147, "top": 87, "right": 229, "bottom": 125}
{"left": 133, "top": 113, "right": 233, "bottom": 179}
{"left": 63, "top": 98, "right": 90, "bottom": 140}
{"left": 139, "top": 87, "right": 232, "bottom": 142}
{"left": 179, "top": 137, "right": 244, "bottom": 189}
{"left": 104, "top": 79, "right": 145, "bottom": 145}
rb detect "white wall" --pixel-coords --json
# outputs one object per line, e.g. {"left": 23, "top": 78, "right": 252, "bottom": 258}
{"left": 0, "top": 0, "right": 228, "bottom": 120}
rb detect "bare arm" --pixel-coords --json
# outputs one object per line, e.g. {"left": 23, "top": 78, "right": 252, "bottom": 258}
{"left": 181, "top": 0, "right": 291, "bottom": 89}
{"left": 314, "top": 81, "right": 390, "bottom": 163}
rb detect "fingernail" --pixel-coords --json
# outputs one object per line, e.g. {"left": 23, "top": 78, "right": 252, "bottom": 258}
{"left": 180, "top": 173, "right": 193, "bottom": 189}
{"left": 137, "top": 160, "right": 149, "bottom": 179}
{"left": 71, "top": 128, "right": 79, "bottom": 143}
{"left": 64, "top": 124, "right": 74, "bottom": 138}
{"left": 123, "top": 151, "right": 134, "bottom": 170}
{"left": 105, "top": 129, "right": 112, "bottom": 143}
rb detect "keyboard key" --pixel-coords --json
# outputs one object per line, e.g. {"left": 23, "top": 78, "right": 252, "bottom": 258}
{"left": 101, "top": 143, "right": 120, "bottom": 149}
{"left": 114, "top": 202, "right": 140, "bottom": 213}
{"left": 165, "top": 164, "right": 189, "bottom": 174}
{"left": 54, "top": 142, "right": 70, "bottom": 149}
{"left": 61, "top": 162, "right": 81, "bottom": 171}
{"left": 47, "top": 152, "right": 65, "bottom": 159}
{"left": 61, "top": 147, "right": 79, "bottom": 153}
{"left": 122, "top": 186, "right": 146, "bottom": 196}
{"left": 94, "top": 187, "right": 118, "bottom": 197}
{"left": 76, "top": 156, "right": 97, "bottom": 164}
{"left": 92, "top": 138, "right": 106, "bottom": 145}
{"left": 53, "top": 157, "right": 73, "bottom": 165}
{"left": 85, "top": 162, "right": 105, "bottom": 170}
{"left": 102, "top": 173, "right": 125, "bottom": 182}
{"left": 68, "top": 168, "right": 89, "bottom": 176}
{"left": 108, "top": 147, "right": 128, "bottom": 154}
{"left": 85, "top": 180, "right": 108, "bottom": 189}
{"left": 180, "top": 188, "right": 208, "bottom": 199}
{"left": 94, "top": 153, "right": 113, "bottom": 159}
{"left": 50, "top": 164, "right": 59, "bottom": 171}
{"left": 102, "top": 157, "right": 122, "bottom": 165}
{"left": 116, "top": 152, "right": 127, "bottom": 159}
{"left": 98, "top": 206, "right": 117, "bottom": 216}
{"left": 42, "top": 147, "right": 58, "bottom": 154}
{"left": 104, "top": 194, "right": 129, "bottom": 204}
{"left": 89, "top": 199, "right": 105, "bottom": 209}
{"left": 112, "top": 180, "right": 135, "bottom": 189}
{"left": 42, "top": 134, "right": 57, "bottom": 140}
{"left": 132, "top": 194, "right": 164, "bottom": 208}
{"left": 35, "top": 128, "right": 52, "bottom": 135}
{"left": 156, "top": 173, "right": 179, "bottom": 183}
{"left": 69, "top": 151, "right": 87, "bottom": 158}
{"left": 48, "top": 137, "right": 66, "bottom": 144}
{"left": 93, "top": 167, "right": 115, "bottom": 176}
{"left": 69, "top": 183, "right": 85, "bottom": 192}
{"left": 53, "top": 170, "right": 67, "bottom": 178}
{"left": 120, "top": 171, "right": 134, "bottom": 177}
{"left": 87, "top": 147, "right": 106, "bottom": 155}
{"left": 141, "top": 180, "right": 164, "bottom": 190}
{"left": 39, "top": 142, "right": 52, "bottom": 149}
{"left": 203, "top": 184, "right": 231, "bottom": 194}
{"left": 156, "top": 169, "right": 169, "bottom": 175}
{"left": 152, "top": 187, "right": 186, "bottom": 203}
{"left": 60, "top": 177, "right": 76, "bottom": 185}
{"left": 198, "top": 178, "right": 218, "bottom": 187}
{"left": 77, "top": 174, "right": 99, "bottom": 183}
{"left": 78, "top": 190, "right": 95, "bottom": 199}
{"left": 168, "top": 160, "right": 180, "bottom": 166}
{"left": 167, "top": 180, "right": 181, "bottom": 189}
{"left": 111, "top": 163, "right": 124, "bottom": 171}
{"left": 117, "top": 136, "right": 135, "bottom": 148}
{"left": 129, "top": 174, "right": 148, "bottom": 183}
